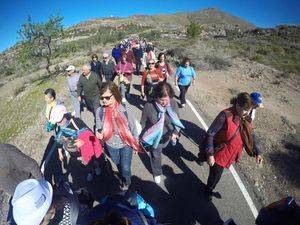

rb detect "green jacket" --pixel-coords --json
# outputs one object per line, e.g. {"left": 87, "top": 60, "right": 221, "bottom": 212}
{"left": 77, "top": 71, "right": 102, "bottom": 100}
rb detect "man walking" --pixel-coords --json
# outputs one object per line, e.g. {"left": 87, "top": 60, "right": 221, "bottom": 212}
{"left": 101, "top": 53, "right": 116, "bottom": 81}
{"left": 66, "top": 65, "right": 81, "bottom": 118}
{"left": 77, "top": 64, "right": 102, "bottom": 119}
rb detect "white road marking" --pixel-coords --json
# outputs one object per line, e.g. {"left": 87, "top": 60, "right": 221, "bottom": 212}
{"left": 176, "top": 85, "right": 259, "bottom": 218}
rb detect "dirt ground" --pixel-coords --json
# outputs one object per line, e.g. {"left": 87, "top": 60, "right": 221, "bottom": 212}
{"left": 188, "top": 57, "right": 300, "bottom": 208}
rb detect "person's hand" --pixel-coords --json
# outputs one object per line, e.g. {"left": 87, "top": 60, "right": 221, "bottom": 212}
{"left": 255, "top": 155, "right": 263, "bottom": 164}
{"left": 158, "top": 77, "right": 164, "bottom": 82}
{"left": 75, "top": 139, "right": 84, "bottom": 148}
{"left": 77, "top": 96, "right": 82, "bottom": 102}
{"left": 141, "top": 92, "right": 145, "bottom": 99}
{"left": 96, "top": 131, "right": 104, "bottom": 140}
{"left": 171, "top": 133, "right": 179, "bottom": 141}
{"left": 192, "top": 79, "right": 196, "bottom": 86}
{"left": 58, "top": 150, "right": 64, "bottom": 162}
{"left": 207, "top": 156, "right": 215, "bottom": 167}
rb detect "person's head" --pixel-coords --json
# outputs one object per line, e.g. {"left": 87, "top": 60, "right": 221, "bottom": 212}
{"left": 49, "top": 104, "right": 68, "bottom": 126}
{"left": 182, "top": 57, "right": 190, "bottom": 67}
{"left": 88, "top": 212, "right": 132, "bottom": 225}
{"left": 82, "top": 64, "right": 91, "bottom": 76}
{"left": 153, "top": 82, "right": 175, "bottom": 107}
{"left": 44, "top": 88, "right": 56, "bottom": 104}
{"left": 250, "top": 92, "right": 263, "bottom": 109}
{"left": 158, "top": 52, "right": 166, "bottom": 62}
{"left": 65, "top": 65, "right": 76, "bottom": 75}
{"left": 103, "top": 53, "right": 109, "bottom": 62}
{"left": 92, "top": 54, "right": 98, "bottom": 62}
{"left": 12, "top": 179, "right": 53, "bottom": 225}
{"left": 100, "top": 81, "right": 122, "bottom": 107}
{"left": 230, "top": 92, "right": 253, "bottom": 117}
{"left": 121, "top": 53, "right": 127, "bottom": 63}
{"left": 147, "top": 59, "right": 156, "bottom": 70}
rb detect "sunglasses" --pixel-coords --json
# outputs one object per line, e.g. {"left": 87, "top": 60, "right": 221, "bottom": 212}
{"left": 100, "top": 94, "right": 113, "bottom": 101}
{"left": 149, "top": 62, "right": 155, "bottom": 65}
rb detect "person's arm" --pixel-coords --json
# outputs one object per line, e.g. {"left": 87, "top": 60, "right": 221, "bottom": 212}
{"left": 191, "top": 67, "right": 196, "bottom": 85}
{"left": 10, "top": 148, "right": 43, "bottom": 179}
{"left": 140, "top": 103, "right": 150, "bottom": 130}
{"left": 174, "top": 67, "right": 180, "bottom": 85}
{"left": 95, "top": 107, "right": 103, "bottom": 131}
{"left": 206, "top": 112, "right": 226, "bottom": 156}
{"left": 141, "top": 71, "right": 147, "bottom": 95}
{"left": 253, "top": 132, "right": 263, "bottom": 164}
{"left": 96, "top": 72, "right": 102, "bottom": 90}
{"left": 171, "top": 99, "right": 181, "bottom": 136}
{"left": 77, "top": 75, "right": 83, "bottom": 99}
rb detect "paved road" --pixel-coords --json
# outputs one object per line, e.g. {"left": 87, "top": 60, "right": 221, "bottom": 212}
{"left": 56, "top": 74, "right": 256, "bottom": 225}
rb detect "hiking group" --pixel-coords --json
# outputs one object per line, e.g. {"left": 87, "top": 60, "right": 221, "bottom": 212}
{"left": 3, "top": 35, "right": 297, "bottom": 225}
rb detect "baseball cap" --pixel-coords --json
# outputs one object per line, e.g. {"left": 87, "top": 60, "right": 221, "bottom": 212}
{"left": 49, "top": 104, "right": 68, "bottom": 124}
{"left": 65, "top": 65, "right": 75, "bottom": 71}
{"left": 12, "top": 179, "right": 53, "bottom": 225}
{"left": 250, "top": 92, "right": 263, "bottom": 108}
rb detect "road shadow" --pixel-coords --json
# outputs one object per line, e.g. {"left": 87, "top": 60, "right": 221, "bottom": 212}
{"left": 137, "top": 151, "right": 153, "bottom": 175}
{"left": 180, "top": 119, "right": 207, "bottom": 164}
{"left": 162, "top": 165, "right": 223, "bottom": 225}
{"left": 127, "top": 93, "right": 144, "bottom": 111}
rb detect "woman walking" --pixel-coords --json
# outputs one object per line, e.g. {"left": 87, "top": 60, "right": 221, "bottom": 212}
{"left": 141, "top": 59, "right": 165, "bottom": 101}
{"left": 174, "top": 57, "right": 196, "bottom": 108}
{"left": 96, "top": 81, "right": 142, "bottom": 190}
{"left": 140, "top": 82, "right": 184, "bottom": 183}
{"left": 156, "top": 52, "right": 173, "bottom": 79}
{"left": 205, "top": 92, "right": 263, "bottom": 199}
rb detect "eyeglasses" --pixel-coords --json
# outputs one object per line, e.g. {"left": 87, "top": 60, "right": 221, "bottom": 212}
{"left": 100, "top": 95, "right": 113, "bottom": 101}
{"left": 149, "top": 62, "right": 155, "bottom": 65}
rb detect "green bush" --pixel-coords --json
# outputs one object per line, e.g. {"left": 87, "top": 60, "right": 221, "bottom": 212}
{"left": 250, "top": 54, "right": 264, "bottom": 63}
{"left": 226, "top": 29, "right": 240, "bottom": 40}
{"left": 186, "top": 22, "right": 203, "bottom": 39}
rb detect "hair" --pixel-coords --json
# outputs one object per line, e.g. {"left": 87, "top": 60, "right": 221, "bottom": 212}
{"left": 158, "top": 52, "right": 166, "bottom": 61}
{"left": 100, "top": 81, "right": 122, "bottom": 103}
{"left": 83, "top": 63, "right": 91, "bottom": 70}
{"left": 44, "top": 88, "right": 56, "bottom": 99}
{"left": 152, "top": 82, "right": 175, "bottom": 99}
{"left": 181, "top": 57, "right": 190, "bottom": 65}
{"left": 230, "top": 92, "right": 253, "bottom": 109}
{"left": 88, "top": 212, "right": 131, "bottom": 225}
{"left": 91, "top": 54, "right": 98, "bottom": 59}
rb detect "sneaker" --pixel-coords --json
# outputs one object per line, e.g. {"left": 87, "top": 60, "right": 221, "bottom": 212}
{"left": 95, "top": 167, "right": 101, "bottom": 176}
{"left": 122, "top": 98, "right": 127, "bottom": 103}
{"left": 86, "top": 173, "right": 94, "bottom": 182}
{"left": 120, "top": 184, "right": 129, "bottom": 191}
{"left": 154, "top": 175, "right": 161, "bottom": 184}
{"left": 181, "top": 103, "right": 186, "bottom": 108}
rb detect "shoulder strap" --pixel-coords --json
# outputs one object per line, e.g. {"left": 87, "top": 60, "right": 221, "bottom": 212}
{"left": 70, "top": 118, "right": 79, "bottom": 131}
{"left": 224, "top": 124, "right": 240, "bottom": 144}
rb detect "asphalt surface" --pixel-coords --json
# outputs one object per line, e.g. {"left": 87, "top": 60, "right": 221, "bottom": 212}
{"left": 44, "top": 74, "right": 256, "bottom": 225}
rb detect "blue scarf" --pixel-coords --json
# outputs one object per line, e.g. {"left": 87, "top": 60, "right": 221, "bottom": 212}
{"left": 55, "top": 120, "right": 87, "bottom": 144}
{"left": 141, "top": 101, "right": 184, "bottom": 149}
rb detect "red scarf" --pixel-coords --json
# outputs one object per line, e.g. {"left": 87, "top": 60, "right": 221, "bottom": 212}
{"left": 102, "top": 102, "right": 143, "bottom": 152}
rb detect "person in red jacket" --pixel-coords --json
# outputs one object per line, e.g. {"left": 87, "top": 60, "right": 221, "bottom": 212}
{"left": 205, "top": 92, "right": 263, "bottom": 199}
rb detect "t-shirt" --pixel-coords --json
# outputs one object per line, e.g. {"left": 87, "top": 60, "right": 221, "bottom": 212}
{"left": 141, "top": 69, "right": 165, "bottom": 86}
{"left": 175, "top": 66, "right": 196, "bottom": 86}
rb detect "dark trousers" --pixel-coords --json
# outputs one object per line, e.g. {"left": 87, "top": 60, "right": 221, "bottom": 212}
{"left": 84, "top": 95, "right": 100, "bottom": 117}
{"left": 106, "top": 145, "right": 133, "bottom": 186}
{"left": 149, "top": 141, "right": 169, "bottom": 176}
{"left": 178, "top": 84, "right": 190, "bottom": 104}
{"left": 207, "top": 163, "right": 224, "bottom": 192}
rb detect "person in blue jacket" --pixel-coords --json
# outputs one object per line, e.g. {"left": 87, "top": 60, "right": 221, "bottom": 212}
{"left": 174, "top": 57, "right": 196, "bottom": 108}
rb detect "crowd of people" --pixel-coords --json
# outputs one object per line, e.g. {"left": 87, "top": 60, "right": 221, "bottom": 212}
{"left": 2, "top": 36, "right": 290, "bottom": 225}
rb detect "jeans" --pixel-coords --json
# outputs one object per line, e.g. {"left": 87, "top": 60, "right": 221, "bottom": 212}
{"left": 70, "top": 91, "right": 81, "bottom": 118}
{"left": 207, "top": 163, "right": 224, "bottom": 192}
{"left": 106, "top": 145, "right": 133, "bottom": 185}
{"left": 178, "top": 84, "right": 190, "bottom": 105}
{"left": 149, "top": 141, "right": 169, "bottom": 176}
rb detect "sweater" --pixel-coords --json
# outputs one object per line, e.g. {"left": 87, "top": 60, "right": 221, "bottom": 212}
{"left": 77, "top": 72, "right": 102, "bottom": 100}
{"left": 0, "top": 143, "right": 43, "bottom": 195}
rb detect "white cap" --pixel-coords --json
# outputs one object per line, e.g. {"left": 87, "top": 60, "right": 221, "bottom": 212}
{"left": 12, "top": 179, "right": 53, "bottom": 225}
{"left": 103, "top": 53, "right": 109, "bottom": 58}
{"left": 49, "top": 104, "right": 68, "bottom": 124}
{"left": 65, "top": 65, "right": 75, "bottom": 71}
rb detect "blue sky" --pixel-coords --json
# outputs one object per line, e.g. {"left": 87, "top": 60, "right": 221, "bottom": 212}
{"left": 0, "top": 0, "right": 299, "bottom": 52}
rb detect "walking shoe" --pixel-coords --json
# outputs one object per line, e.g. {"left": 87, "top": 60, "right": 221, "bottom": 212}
{"left": 122, "top": 98, "right": 127, "bottom": 103}
{"left": 120, "top": 184, "right": 129, "bottom": 191}
{"left": 86, "top": 173, "right": 94, "bottom": 182}
{"left": 154, "top": 175, "right": 161, "bottom": 184}
{"left": 181, "top": 103, "right": 186, "bottom": 108}
{"left": 95, "top": 167, "right": 101, "bottom": 176}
